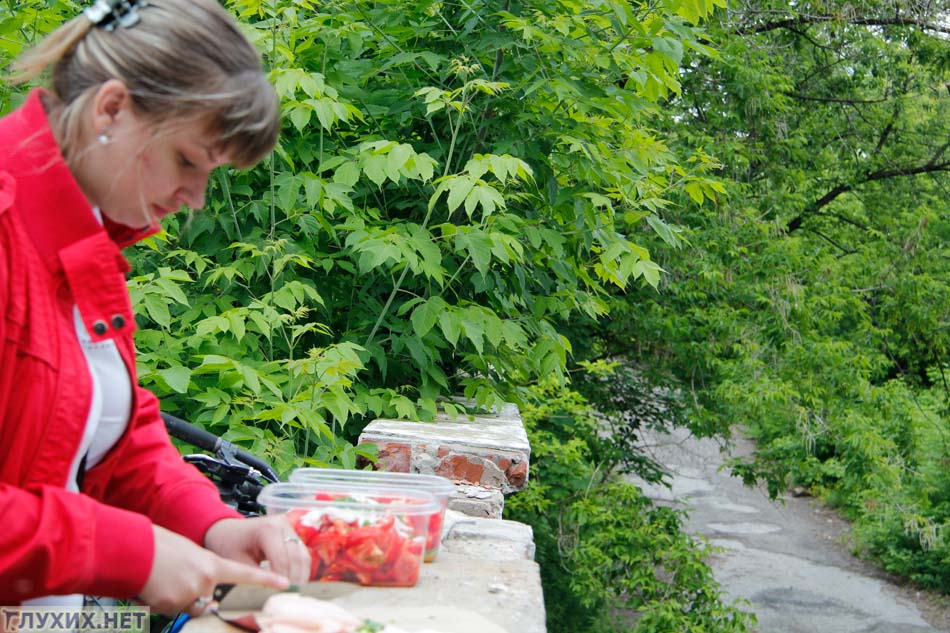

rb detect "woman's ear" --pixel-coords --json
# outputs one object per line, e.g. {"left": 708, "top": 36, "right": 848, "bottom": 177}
{"left": 90, "top": 79, "right": 132, "bottom": 136}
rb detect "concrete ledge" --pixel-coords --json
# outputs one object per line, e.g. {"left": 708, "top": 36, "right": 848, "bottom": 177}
{"left": 442, "top": 510, "right": 536, "bottom": 561}
{"left": 186, "top": 514, "right": 547, "bottom": 633}
{"left": 449, "top": 484, "right": 506, "bottom": 519}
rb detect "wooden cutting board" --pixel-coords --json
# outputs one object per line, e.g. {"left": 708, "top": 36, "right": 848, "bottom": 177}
{"left": 184, "top": 588, "right": 510, "bottom": 633}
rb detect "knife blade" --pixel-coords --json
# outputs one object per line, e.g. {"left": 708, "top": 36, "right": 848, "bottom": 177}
{"left": 208, "top": 583, "right": 301, "bottom": 632}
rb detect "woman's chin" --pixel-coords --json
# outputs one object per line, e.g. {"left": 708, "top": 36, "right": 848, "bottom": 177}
{"left": 98, "top": 207, "right": 155, "bottom": 230}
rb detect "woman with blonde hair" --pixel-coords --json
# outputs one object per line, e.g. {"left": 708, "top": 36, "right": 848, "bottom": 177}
{"left": 0, "top": 0, "right": 309, "bottom": 614}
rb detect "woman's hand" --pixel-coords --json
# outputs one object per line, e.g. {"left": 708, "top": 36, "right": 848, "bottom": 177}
{"left": 204, "top": 515, "right": 311, "bottom": 586}
{"left": 139, "top": 524, "right": 290, "bottom": 615}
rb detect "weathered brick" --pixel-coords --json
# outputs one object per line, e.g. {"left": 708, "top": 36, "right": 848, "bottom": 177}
{"left": 435, "top": 453, "right": 485, "bottom": 484}
{"left": 372, "top": 441, "right": 411, "bottom": 472}
{"left": 358, "top": 402, "right": 530, "bottom": 493}
{"left": 507, "top": 459, "right": 528, "bottom": 488}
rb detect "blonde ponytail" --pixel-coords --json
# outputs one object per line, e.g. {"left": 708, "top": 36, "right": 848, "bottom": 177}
{"left": 10, "top": 17, "right": 93, "bottom": 85}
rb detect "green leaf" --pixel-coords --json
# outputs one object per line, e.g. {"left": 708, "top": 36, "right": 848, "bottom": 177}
{"left": 458, "top": 230, "right": 493, "bottom": 275}
{"left": 411, "top": 297, "right": 447, "bottom": 338}
{"left": 645, "top": 215, "right": 682, "bottom": 248}
{"left": 313, "top": 98, "right": 338, "bottom": 131}
{"left": 461, "top": 313, "right": 485, "bottom": 354}
{"left": 160, "top": 366, "right": 192, "bottom": 394}
{"left": 143, "top": 294, "right": 171, "bottom": 328}
{"left": 289, "top": 104, "right": 312, "bottom": 132}
{"left": 298, "top": 72, "right": 324, "bottom": 98}
{"left": 633, "top": 259, "right": 663, "bottom": 287}
{"left": 333, "top": 161, "right": 360, "bottom": 187}
{"left": 684, "top": 182, "right": 705, "bottom": 204}
{"left": 387, "top": 143, "right": 412, "bottom": 178}
{"left": 438, "top": 310, "right": 461, "bottom": 346}
{"left": 303, "top": 175, "right": 323, "bottom": 209}
{"left": 391, "top": 395, "right": 416, "bottom": 420}
{"left": 652, "top": 36, "right": 684, "bottom": 65}
{"left": 362, "top": 154, "right": 388, "bottom": 187}
{"left": 321, "top": 388, "right": 353, "bottom": 426}
{"left": 446, "top": 176, "right": 476, "bottom": 213}
{"left": 226, "top": 311, "right": 247, "bottom": 342}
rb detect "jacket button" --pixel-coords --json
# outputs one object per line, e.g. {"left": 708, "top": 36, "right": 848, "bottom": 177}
{"left": 92, "top": 320, "right": 108, "bottom": 336}
{"left": 111, "top": 314, "right": 126, "bottom": 329}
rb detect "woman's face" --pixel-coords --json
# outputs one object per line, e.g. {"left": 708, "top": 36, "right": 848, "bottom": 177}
{"left": 78, "top": 81, "right": 233, "bottom": 229}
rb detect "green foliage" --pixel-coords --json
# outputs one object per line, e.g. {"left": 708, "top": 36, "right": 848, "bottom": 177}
{"left": 0, "top": 0, "right": 726, "bottom": 472}
{"left": 594, "top": 0, "right": 950, "bottom": 593}
{"left": 0, "top": 0, "right": 730, "bottom": 471}
{"left": 506, "top": 377, "right": 754, "bottom": 633}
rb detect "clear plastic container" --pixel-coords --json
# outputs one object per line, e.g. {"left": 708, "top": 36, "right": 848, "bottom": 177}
{"left": 289, "top": 468, "right": 456, "bottom": 562}
{"left": 258, "top": 482, "right": 438, "bottom": 587}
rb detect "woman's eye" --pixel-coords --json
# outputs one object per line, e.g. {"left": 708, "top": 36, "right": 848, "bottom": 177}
{"left": 179, "top": 153, "right": 195, "bottom": 168}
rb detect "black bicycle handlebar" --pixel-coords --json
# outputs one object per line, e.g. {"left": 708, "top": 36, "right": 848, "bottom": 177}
{"left": 160, "top": 412, "right": 280, "bottom": 483}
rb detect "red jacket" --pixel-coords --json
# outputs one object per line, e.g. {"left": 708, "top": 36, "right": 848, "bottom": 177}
{"left": 0, "top": 89, "right": 241, "bottom": 602}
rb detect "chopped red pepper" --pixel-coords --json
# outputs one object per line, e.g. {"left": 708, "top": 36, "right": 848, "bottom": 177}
{"left": 287, "top": 505, "right": 425, "bottom": 587}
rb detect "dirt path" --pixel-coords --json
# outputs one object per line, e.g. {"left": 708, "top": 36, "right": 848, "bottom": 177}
{"left": 628, "top": 426, "right": 950, "bottom": 632}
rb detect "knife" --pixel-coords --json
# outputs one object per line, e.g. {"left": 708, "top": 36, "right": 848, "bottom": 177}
{"left": 208, "top": 584, "right": 301, "bottom": 632}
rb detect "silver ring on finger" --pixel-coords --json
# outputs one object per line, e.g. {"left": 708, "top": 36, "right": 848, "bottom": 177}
{"left": 284, "top": 534, "right": 303, "bottom": 544}
{"left": 194, "top": 595, "right": 213, "bottom": 610}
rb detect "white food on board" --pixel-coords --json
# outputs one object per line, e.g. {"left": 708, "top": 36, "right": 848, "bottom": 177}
{"left": 255, "top": 593, "right": 447, "bottom": 633}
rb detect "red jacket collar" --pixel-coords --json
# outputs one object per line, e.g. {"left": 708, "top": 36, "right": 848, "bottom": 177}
{"left": 0, "top": 88, "right": 160, "bottom": 263}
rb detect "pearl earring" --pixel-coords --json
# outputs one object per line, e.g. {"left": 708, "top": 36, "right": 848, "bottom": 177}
{"left": 98, "top": 133, "right": 110, "bottom": 145}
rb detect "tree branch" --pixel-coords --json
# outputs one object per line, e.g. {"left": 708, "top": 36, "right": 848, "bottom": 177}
{"left": 805, "top": 227, "right": 857, "bottom": 255}
{"left": 738, "top": 15, "right": 950, "bottom": 37}
{"left": 873, "top": 96, "right": 902, "bottom": 155}
{"left": 787, "top": 160, "right": 950, "bottom": 233}
{"left": 782, "top": 91, "right": 889, "bottom": 104}
{"left": 813, "top": 210, "right": 872, "bottom": 233}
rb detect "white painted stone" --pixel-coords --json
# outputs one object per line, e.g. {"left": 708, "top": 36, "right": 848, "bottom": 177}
{"left": 362, "top": 418, "right": 531, "bottom": 456}
{"left": 435, "top": 410, "right": 524, "bottom": 426}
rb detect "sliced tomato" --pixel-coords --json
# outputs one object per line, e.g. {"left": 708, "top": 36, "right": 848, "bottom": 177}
{"left": 296, "top": 510, "right": 423, "bottom": 586}
{"left": 389, "top": 541, "right": 422, "bottom": 586}
{"left": 426, "top": 511, "right": 443, "bottom": 552}
{"left": 346, "top": 538, "right": 387, "bottom": 568}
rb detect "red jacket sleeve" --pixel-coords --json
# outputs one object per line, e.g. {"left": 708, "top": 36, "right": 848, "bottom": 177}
{"left": 82, "top": 387, "right": 242, "bottom": 546}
